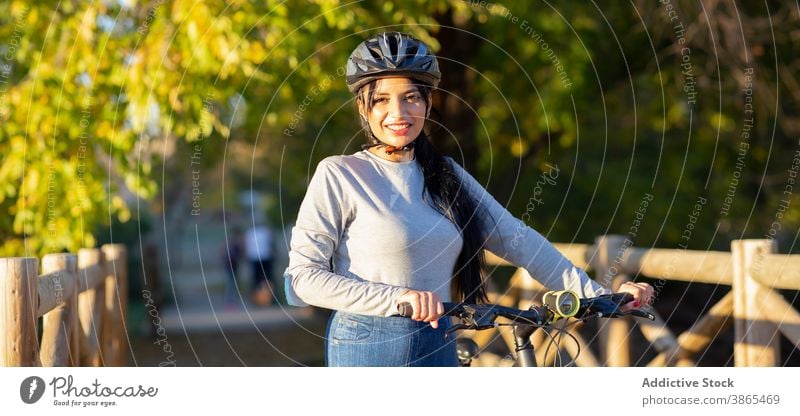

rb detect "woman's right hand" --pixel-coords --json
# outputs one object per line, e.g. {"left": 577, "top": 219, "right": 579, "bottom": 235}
{"left": 396, "top": 290, "right": 444, "bottom": 328}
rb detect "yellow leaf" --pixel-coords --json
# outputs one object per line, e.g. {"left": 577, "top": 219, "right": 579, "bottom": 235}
{"left": 118, "top": 207, "right": 131, "bottom": 223}
{"left": 187, "top": 21, "right": 199, "bottom": 43}
{"left": 510, "top": 141, "right": 527, "bottom": 157}
{"left": 84, "top": 233, "right": 96, "bottom": 248}
{"left": 112, "top": 195, "right": 125, "bottom": 209}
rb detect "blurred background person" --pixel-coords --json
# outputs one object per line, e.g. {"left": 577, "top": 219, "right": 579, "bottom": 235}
{"left": 220, "top": 226, "right": 244, "bottom": 310}
{"left": 245, "top": 222, "right": 275, "bottom": 307}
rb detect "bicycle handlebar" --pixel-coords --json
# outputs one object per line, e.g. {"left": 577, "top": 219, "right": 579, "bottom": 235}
{"left": 396, "top": 292, "right": 655, "bottom": 335}
{"left": 397, "top": 301, "right": 549, "bottom": 324}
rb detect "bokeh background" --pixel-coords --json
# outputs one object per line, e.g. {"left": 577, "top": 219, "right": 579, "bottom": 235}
{"left": 1, "top": 0, "right": 799, "bottom": 366}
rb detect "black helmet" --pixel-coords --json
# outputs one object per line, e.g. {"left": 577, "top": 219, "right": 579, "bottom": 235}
{"left": 345, "top": 32, "right": 441, "bottom": 94}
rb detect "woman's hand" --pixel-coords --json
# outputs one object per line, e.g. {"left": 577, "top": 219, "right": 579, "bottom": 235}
{"left": 396, "top": 290, "right": 445, "bottom": 328}
{"left": 618, "top": 281, "right": 654, "bottom": 312}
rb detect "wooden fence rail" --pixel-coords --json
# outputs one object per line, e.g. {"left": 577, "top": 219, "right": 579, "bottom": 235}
{"left": 3, "top": 237, "right": 796, "bottom": 367}
{"left": 0, "top": 244, "right": 128, "bottom": 367}
{"left": 476, "top": 237, "right": 799, "bottom": 367}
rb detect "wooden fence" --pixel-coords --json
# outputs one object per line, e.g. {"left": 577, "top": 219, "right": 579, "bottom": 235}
{"left": 0, "top": 244, "right": 128, "bottom": 367}
{"left": 3, "top": 238, "right": 797, "bottom": 367}
{"left": 474, "top": 237, "right": 800, "bottom": 367}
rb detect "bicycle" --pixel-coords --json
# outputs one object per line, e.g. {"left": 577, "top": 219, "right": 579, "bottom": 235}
{"left": 398, "top": 292, "right": 655, "bottom": 367}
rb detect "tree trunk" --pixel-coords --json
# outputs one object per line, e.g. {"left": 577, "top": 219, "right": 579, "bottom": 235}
{"left": 432, "top": 8, "right": 479, "bottom": 173}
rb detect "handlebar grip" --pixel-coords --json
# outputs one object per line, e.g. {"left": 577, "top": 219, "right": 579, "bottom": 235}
{"left": 396, "top": 302, "right": 458, "bottom": 317}
{"left": 615, "top": 292, "right": 635, "bottom": 305}
{"left": 397, "top": 302, "right": 413, "bottom": 317}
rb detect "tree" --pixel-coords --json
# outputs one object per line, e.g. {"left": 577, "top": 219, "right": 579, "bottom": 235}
{"left": 2, "top": 0, "right": 798, "bottom": 259}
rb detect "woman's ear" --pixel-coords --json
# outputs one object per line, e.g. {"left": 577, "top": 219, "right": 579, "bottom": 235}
{"left": 356, "top": 99, "right": 367, "bottom": 121}
{"left": 426, "top": 92, "right": 433, "bottom": 118}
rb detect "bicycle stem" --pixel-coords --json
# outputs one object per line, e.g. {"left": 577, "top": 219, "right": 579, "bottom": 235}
{"left": 513, "top": 324, "right": 538, "bottom": 367}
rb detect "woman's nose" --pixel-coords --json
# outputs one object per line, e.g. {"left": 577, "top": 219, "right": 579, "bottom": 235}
{"left": 387, "top": 97, "right": 405, "bottom": 117}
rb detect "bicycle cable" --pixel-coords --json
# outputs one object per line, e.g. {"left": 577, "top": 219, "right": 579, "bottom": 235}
{"left": 543, "top": 318, "right": 585, "bottom": 367}
{"left": 540, "top": 324, "right": 563, "bottom": 366}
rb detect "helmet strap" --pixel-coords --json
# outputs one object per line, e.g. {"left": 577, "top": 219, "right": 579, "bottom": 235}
{"left": 361, "top": 137, "right": 417, "bottom": 155}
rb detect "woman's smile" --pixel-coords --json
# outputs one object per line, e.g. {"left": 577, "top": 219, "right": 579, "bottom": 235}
{"left": 384, "top": 121, "right": 412, "bottom": 136}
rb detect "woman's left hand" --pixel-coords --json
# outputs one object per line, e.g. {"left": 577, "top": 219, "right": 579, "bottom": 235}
{"left": 618, "top": 281, "right": 654, "bottom": 312}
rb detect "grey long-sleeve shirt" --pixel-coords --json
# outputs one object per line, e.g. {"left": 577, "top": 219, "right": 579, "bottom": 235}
{"left": 284, "top": 150, "right": 609, "bottom": 317}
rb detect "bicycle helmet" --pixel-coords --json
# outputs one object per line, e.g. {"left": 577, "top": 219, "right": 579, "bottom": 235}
{"left": 345, "top": 32, "right": 441, "bottom": 94}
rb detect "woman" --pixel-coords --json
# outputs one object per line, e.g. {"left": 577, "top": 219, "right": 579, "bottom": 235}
{"left": 284, "top": 32, "right": 653, "bottom": 366}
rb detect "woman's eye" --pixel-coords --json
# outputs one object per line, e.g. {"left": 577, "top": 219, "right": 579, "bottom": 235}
{"left": 405, "top": 95, "right": 420, "bottom": 102}
{"left": 374, "top": 97, "right": 389, "bottom": 104}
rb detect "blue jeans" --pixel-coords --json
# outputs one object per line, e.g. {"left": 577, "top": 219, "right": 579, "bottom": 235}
{"left": 326, "top": 311, "right": 458, "bottom": 367}
{"left": 252, "top": 258, "right": 273, "bottom": 289}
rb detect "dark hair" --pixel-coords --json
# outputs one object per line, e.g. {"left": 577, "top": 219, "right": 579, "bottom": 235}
{"left": 356, "top": 80, "right": 488, "bottom": 304}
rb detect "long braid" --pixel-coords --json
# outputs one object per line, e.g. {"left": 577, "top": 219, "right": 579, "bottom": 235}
{"left": 414, "top": 134, "right": 488, "bottom": 304}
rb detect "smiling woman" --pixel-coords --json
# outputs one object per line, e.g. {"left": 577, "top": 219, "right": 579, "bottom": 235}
{"left": 283, "top": 32, "right": 652, "bottom": 367}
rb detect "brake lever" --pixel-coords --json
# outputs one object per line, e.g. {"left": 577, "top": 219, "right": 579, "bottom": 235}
{"left": 621, "top": 309, "right": 656, "bottom": 320}
{"left": 445, "top": 323, "right": 475, "bottom": 338}
{"left": 589, "top": 307, "right": 656, "bottom": 321}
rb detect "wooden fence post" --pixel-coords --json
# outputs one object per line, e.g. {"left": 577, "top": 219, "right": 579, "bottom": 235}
{"left": 40, "top": 254, "right": 79, "bottom": 366}
{"left": 594, "top": 235, "right": 630, "bottom": 366}
{"left": 0, "top": 258, "right": 40, "bottom": 366}
{"left": 731, "top": 239, "right": 780, "bottom": 366}
{"left": 78, "top": 248, "right": 105, "bottom": 366}
{"left": 102, "top": 244, "right": 128, "bottom": 366}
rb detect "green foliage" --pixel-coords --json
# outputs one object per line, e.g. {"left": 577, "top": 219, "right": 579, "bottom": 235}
{"left": 1, "top": 0, "right": 798, "bottom": 257}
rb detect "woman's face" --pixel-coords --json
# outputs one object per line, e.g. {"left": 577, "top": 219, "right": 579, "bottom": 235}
{"left": 358, "top": 77, "right": 430, "bottom": 149}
